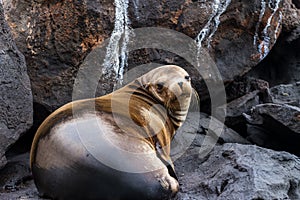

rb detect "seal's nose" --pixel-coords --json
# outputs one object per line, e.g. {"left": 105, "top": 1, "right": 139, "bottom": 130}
{"left": 178, "top": 82, "right": 183, "bottom": 89}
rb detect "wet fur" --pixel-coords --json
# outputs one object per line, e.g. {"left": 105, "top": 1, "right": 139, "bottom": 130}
{"left": 30, "top": 65, "right": 193, "bottom": 200}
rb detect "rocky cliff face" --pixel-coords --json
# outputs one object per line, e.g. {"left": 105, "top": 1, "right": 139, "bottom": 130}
{"left": 3, "top": 0, "right": 298, "bottom": 112}
{"left": 0, "top": 3, "right": 33, "bottom": 170}
{"left": 0, "top": 0, "right": 300, "bottom": 199}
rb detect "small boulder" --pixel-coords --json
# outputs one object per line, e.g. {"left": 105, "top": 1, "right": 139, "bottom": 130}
{"left": 175, "top": 143, "right": 300, "bottom": 200}
{"left": 244, "top": 103, "right": 300, "bottom": 155}
{"left": 270, "top": 82, "right": 300, "bottom": 107}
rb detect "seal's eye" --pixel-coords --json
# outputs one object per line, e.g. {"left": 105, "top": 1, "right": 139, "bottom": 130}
{"left": 156, "top": 82, "right": 164, "bottom": 92}
{"left": 184, "top": 75, "right": 190, "bottom": 81}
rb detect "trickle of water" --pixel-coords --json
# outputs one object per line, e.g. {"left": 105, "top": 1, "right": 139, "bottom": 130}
{"left": 102, "top": 0, "right": 131, "bottom": 85}
{"left": 133, "top": 0, "right": 140, "bottom": 20}
{"left": 253, "top": 0, "right": 282, "bottom": 60}
{"left": 195, "top": 0, "right": 231, "bottom": 52}
{"left": 253, "top": 0, "right": 267, "bottom": 46}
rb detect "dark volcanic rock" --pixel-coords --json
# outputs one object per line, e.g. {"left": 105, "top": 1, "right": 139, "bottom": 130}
{"left": 244, "top": 103, "right": 300, "bottom": 155}
{"left": 225, "top": 77, "right": 270, "bottom": 103}
{"left": 270, "top": 82, "right": 300, "bottom": 107}
{"left": 248, "top": 36, "right": 300, "bottom": 87}
{"left": 171, "top": 112, "right": 249, "bottom": 161}
{"left": 246, "top": 103, "right": 300, "bottom": 136}
{"left": 292, "top": 0, "right": 300, "bottom": 9}
{"left": 197, "top": 113, "right": 250, "bottom": 145}
{"left": 3, "top": 0, "right": 115, "bottom": 111}
{"left": 248, "top": 0, "right": 300, "bottom": 87}
{"left": 282, "top": 0, "right": 300, "bottom": 32}
{"left": 216, "top": 77, "right": 271, "bottom": 134}
{"left": 217, "top": 91, "right": 261, "bottom": 135}
{"left": 0, "top": 153, "right": 43, "bottom": 200}
{"left": 2, "top": 0, "right": 289, "bottom": 112}
{"left": 174, "top": 143, "right": 300, "bottom": 200}
{"left": 0, "top": 3, "right": 33, "bottom": 169}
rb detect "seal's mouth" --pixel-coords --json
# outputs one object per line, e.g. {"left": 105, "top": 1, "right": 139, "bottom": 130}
{"left": 170, "top": 92, "right": 191, "bottom": 104}
{"left": 180, "top": 92, "right": 192, "bottom": 99}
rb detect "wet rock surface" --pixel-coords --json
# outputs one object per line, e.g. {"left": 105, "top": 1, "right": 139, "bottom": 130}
{"left": 2, "top": 0, "right": 116, "bottom": 112}
{"left": 0, "top": 3, "right": 33, "bottom": 169}
{"left": 248, "top": 0, "right": 300, "bottom": 88}
{"left": 2, "top": 0, "right": 291, "bottom": 112}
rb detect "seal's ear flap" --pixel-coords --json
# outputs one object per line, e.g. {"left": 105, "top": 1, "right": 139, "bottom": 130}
{"left": 189, "top": 88, "right": 200, "bottom": 112}
{"left": 144, "top": 82, "right": 151, "bottom": 90}
{"left": 138, "top": 75, "right": 154, "bottom": 90}
{"left": 143, "top": 81, "right": 156, "bottom": 91}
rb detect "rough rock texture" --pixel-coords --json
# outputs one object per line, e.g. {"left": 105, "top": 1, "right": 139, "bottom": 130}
{"left": 215, "top": 77, "right": 272, "bottom": 134}
{"left": 246, "top": 103, "right": 300, "bottom": 136}
{"left": 0, "top": 0, "right": 300, "bottom": 199}
{"left": 197, "top": 113, "right": 250, "bottom": 145}
{"left": 2, "top": 0, "right": 290, "bottom": 112}
{"left": 0, "top": 112, "right": 298, "bottom": 199}
{"left": 245, "top": 103, "right": 300, "bottom": 155}
{"left": 225, "top": 77, "right": 270, "bottom": 103}
{"left": 248, "top": 35, "right": 300, "bottom": 87}
{"left": 282, "top": 0, "right": 300, "bottom": 32}
{"left": 3, "top": 0, "right": 115, "bottom": 111}
{"left": 0, "top": 153, "right": 43, "bottom": 200}
{"left": 172, "top": 111, "right": 251, "bottom": 170}
{"left": 0, "top": 112, "right": 249, "bottom": 200}
{"left": 248, "top": 0, "right": 300, "bottom": 88}
{"left": 172, "top": 112, "right": 250, "bottom": 161}
{"left": 174, "top": 143, "right": 300, "bottom": 200}
{"left": 270, "top": 82, "right": 300, "bottom": 107}
{"left": 0, "top": 3, "right": 33, "bottom": 169}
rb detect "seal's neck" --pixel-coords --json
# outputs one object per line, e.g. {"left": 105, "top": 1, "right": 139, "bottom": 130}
{"left": 104, "top": 80, "right": 187, "bottom": 132}
{"left": 95, "top": 80, "right": 177, "bottom": 134}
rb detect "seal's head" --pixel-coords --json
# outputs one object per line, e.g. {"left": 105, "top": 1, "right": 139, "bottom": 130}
{"left": 139, "top": 65, "right": 192, "bottom": 127}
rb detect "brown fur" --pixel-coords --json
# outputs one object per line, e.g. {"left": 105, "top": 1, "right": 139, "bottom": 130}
{"left": 31, "top": 65, "right": 192, "bottom": 168}
{"left": 30, "top": 65, "right": 192, "bottom": 199}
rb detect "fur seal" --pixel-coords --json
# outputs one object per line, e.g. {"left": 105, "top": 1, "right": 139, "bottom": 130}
{"left": 30, "top": 65, "right": 193, "bottom": 200}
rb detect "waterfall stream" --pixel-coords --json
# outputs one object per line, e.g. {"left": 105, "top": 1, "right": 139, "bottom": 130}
{"left": 254, "top": 0, "right": 282, "bottom": 60}
{"left": 195, "top": 0, "right": 231, "bottom": 75}
{"left": 195, "top": 0, "right": 231, "bottom": 52}
{"left": 102, "top": 0, "right": 282, "bottom": 83}
{"left": 102, "top": 0, "right": 131, "bottom": 85}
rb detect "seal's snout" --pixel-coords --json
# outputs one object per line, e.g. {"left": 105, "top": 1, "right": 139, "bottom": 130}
{"left": 178, "top": 82, "right": 183, "bottom": 89}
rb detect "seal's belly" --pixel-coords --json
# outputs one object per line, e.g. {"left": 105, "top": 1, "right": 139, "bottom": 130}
{"left": 36, "top": 112, "right": 166, "bottom": 172}
{"left": 33, "top": 112, "right": 168, "bottom": 199}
